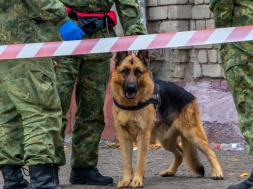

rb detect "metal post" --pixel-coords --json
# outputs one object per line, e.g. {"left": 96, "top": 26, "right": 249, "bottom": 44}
{"left": 138, "top": 0, "right": 147, "bottom": 27}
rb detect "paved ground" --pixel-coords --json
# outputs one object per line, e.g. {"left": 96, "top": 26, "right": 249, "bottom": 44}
{"left": 1, "top": 138, "right": 253, "bottom": 189}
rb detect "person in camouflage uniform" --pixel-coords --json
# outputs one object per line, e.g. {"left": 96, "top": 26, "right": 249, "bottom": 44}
{"left": 0, "top": 1, "right": 83, "bottom": 189}
{"left": 210, "top": 1, "right": 253, "bottom": 189}
{"left": 48, "top": 0, "right": 148, "bottom": 186}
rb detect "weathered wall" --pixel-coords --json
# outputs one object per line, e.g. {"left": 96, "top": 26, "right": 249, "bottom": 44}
{"left": 143, "top": 0, "right": 245, "bottom": 143}
{"left": 146, "top": 0, "right": 224, "bottom": 82}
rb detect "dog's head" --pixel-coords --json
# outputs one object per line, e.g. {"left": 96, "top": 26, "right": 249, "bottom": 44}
{"left": 111, "top": 50, "right": 153, "bottom": 103}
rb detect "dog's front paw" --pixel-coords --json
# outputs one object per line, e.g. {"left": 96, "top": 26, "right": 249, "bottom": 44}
{"left": 117, "top": 179, "right": 131, "bottom": 188}
{"left": 212, "top": 171, "right": 224, "bottom": 180}
{"left": 129, "top": 177, "right": 143, "bottom": 188}
{"left": 159, "top": 169, "right": 176, "bottom": 177}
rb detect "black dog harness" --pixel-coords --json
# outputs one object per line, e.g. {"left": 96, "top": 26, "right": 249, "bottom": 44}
{"left": 113, "top": 72, "right": 161, "bottom": 111}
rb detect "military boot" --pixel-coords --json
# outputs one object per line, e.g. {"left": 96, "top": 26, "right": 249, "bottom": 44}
{"left": 69, "top": 167, "right": 113, "bottom": 185}
{"left": 1, "top": 165, "right": 29, "bottom": 189}
{"left": 29, "top": 164, "right": 62, "bottom": 189}
{"left": 228, "top": 171, "right": 253, "bottom": 189}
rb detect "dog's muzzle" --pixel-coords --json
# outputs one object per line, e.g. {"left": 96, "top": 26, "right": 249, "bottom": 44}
{"left": 124, "top": 82, "right": 137, "bottom": 99}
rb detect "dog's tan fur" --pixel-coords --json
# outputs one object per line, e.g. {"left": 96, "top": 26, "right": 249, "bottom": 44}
{"left": 111, "top": 50, "right": 223, "bottom": 188}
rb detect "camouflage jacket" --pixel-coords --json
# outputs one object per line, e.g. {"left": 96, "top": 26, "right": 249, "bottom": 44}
{"left": 210, "top": 0, "right": 253, "bottom": 28}
{"left": 60, "top": 0, "right": 147, "bottom": 36}
{"left": 210, "top": 0, "right": 253, "bottom": 70}
{"left": 0, "top": 0, "right": 69, "bottom": 44}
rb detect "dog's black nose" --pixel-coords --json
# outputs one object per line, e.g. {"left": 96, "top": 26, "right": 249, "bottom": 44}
{"left": 126, "top": 83, "right": 137, "bottom": 93}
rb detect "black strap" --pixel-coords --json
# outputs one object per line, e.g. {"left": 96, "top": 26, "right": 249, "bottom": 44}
{"left": 113, "top": 83, "right": 161, "bottom": 111}
{"left": 113, "top": 98, "right": 153, "bottom": 111}
{"left": 68, "top": 8, "right": 78, "bottom": 20}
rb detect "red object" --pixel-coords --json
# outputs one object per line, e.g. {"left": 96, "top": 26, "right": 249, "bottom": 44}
{"left": 65, "top": 6, "right": 117, "bottom": 27}
{"left": 216, "top": 144, "right": 221, "bottom": 150}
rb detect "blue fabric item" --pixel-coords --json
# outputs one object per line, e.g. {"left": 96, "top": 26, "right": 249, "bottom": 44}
{"left": 59, "top": 20, "right": 85, "bottom": 41}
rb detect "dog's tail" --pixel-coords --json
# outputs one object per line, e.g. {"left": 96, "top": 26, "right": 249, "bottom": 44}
{"left": 181, "top": 136, "right": 205, "bottom": 177}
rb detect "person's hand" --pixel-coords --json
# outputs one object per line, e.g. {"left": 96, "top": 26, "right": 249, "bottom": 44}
{"left": 59, "top": 20, "right": 85, "bottom": 41}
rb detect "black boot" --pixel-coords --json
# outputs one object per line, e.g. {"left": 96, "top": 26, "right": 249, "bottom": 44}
{"left": 1, "top": 165, "right": 29, "bottom": 189}
{"left": 228, "top": 171, "right": 253, "bottom": 189}
{"left": 29, "top": 164, "right": 62, "bottom": 189}
{"left": 69, "top": 167, "right": 113, "bottom": 185}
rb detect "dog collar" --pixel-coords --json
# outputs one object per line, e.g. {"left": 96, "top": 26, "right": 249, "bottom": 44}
{"left": 113, "top": 82, "right": 161, "bottom": 111}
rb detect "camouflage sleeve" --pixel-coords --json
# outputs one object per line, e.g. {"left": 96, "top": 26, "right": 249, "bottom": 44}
{"left": 114, "top": 0, "right": 147, "bottom": 36}
{"left": 209, "top": 0, "right": 234, "bottom": 28}
{"left": 24, "top": 0, "right": 69, "bottom": 26}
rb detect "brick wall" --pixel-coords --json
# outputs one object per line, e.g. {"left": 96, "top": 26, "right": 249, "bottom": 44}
{"left": 145, "top": 0, "right": 224, "bottom": 82}
{"left": 102, "top": 2, "right": 242, "bottom": 141}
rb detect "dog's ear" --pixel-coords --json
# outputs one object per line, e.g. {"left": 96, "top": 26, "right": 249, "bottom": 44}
{"left": 137, "top": 50, "right": 149, "bottom": 65}
{"left": 114, "top": 51, "right": 128, "bottom": 66}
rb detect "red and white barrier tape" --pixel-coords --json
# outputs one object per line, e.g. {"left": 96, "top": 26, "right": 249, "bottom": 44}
{"left": 1, "top": 25, "right": 253, "bottom": 60}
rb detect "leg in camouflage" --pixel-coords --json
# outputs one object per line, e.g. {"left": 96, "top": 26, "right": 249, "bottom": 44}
{"left": 0, "top": 58, "right": 63, "bottom": 189}
{"left": 0, "top": 64, "right": 29, "bottom": 189}
{"left": 69, "top": 53, "right": 113, "bottom": 185}
{"left": 54, "top": 55, "right": 82, "bottom": 166}
{"left": 225, "top": 57, "right": 253, "bottom": 189}
{"left": 71, "top": 54, "right": 111, "bottom": 168}
{"left": 0, "top": 84, "right": 25, "bottom": 166}
{"left": 0, "top": 58, "right": 62, "bottom": 166}
{"left": 225, "top": 58, "right": 253, "bottom": 155}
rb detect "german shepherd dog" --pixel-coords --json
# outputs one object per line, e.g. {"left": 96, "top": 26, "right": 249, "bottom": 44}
{"left": 111, "top": 50, "right": 223, "bottom": 188}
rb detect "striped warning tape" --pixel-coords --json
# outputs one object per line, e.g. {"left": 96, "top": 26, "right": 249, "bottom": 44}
{"left": 1, "top": 25, "right": 253, "bottom": 60}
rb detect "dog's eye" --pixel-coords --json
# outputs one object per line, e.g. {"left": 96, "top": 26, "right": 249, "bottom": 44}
{"left": 134, "top": 69, "right": 142, "bottom": 76}
{"left": 121, "top": 68, "right": 129, "bottom": 75}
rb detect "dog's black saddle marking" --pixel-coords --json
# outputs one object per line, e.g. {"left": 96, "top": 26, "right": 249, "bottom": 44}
{"left": 113, "top": 83, "right": 161, "bottom": 111}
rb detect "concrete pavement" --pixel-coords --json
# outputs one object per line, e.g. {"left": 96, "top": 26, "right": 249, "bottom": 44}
{"left": 1, "top": 138, "right": 252, "bottom": 189}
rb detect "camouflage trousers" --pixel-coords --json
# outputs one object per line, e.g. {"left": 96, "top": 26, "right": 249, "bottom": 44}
{"left": 54, "top": 53, "right": 111, "bottom": 168}
{"left": 0, "top": 58, "right": 62, "bottom": 166}
{"left": 221, "top": 45, "right": 253, "bottom": 155}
